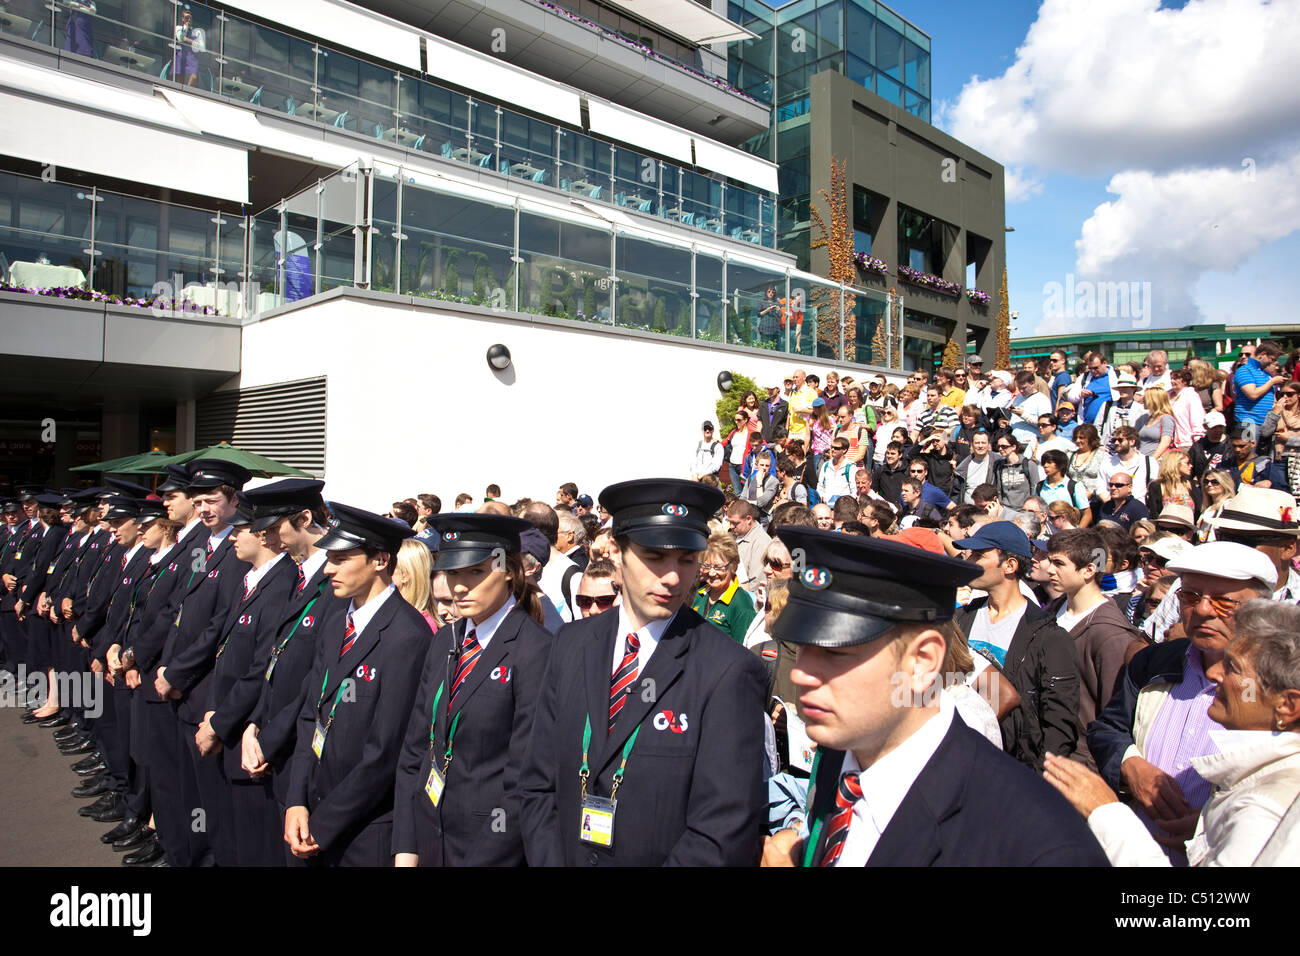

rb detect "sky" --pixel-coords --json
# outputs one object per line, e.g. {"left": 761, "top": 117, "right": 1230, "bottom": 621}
{"left": 874, "top": 0, "right": 1300, "bottom": 339}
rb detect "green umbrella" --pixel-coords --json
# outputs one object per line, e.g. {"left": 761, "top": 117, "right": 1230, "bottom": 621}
{"left": 119, "top": 442, "right": 314, "bottom": 478}
{"left": 70, "top": 450, "right": 172, "bottom": 473}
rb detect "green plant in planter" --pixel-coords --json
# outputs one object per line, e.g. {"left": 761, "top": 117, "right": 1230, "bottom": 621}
{"left": 583, "top": 280, "right": 596, "bottom": 321}
{"left": 652, "top": 298, "right": 667, "bottom": 332}
{"left": 714, "top": 371, "right": 761, "bottom": 431}
{"left": 443, "top": 255, "right": 460, "bottom": 296}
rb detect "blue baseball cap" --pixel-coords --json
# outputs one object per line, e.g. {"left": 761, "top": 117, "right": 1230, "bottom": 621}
{"left": 951, "top": 521, "right": 1032, "bottom": 559}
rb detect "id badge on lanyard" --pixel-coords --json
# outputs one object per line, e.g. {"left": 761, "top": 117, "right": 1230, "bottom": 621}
{"left": 576, "top": 715, "right": 639, "bottom": 851}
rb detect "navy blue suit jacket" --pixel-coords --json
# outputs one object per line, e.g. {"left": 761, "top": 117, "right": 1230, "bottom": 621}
{"left": 520, "top": 606, "right": 767, "bottom": 867}
{"left": 804, "top": 715, "right": 1109, "bottom": 866}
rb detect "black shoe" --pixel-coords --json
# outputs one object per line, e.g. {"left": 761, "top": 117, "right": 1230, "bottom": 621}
{"left": 53, "top": 725, "right": 82, "bottom": 741}
{"left": 90, "top": 797, "right": 125, "bottom": 823}
{"left": 122, "top": 836, "right": 164, "bottom": 867}
{"left": 72, "top": 778, "right": 111, "bottom": 799}
{"left": 59, "top": 739, "right": 96, "bottom": 756}
{"left": 20, "top": 712, "right": 44, "bottom": 724}
{"left": 78, "top": 793, "right": 115, "bottom": 817}
{"left": 148, "top": 857, "right": 170, "bottom": 867}
{"left": 37, "top": 715, "right": 69, "bottom": 729}
{"left": 113, "top": 827, "right": 152, "bottom": 853}
{"left": 73, "top": 754, "right": 105, "bottom": 773}
{"left": 101, "top": 819, "right": 142, "bottom": 844}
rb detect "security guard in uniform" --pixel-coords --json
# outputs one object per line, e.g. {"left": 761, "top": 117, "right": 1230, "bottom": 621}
{"left": 520, "top": 478, "right": 768, "bottom": 866}
{"left": 285, "top": 502, "right": 426, "bottom": 866}
{"left": 764, "top": 527, "right": 1108, "bottom": 866}
{"left": 392, "top": 513, "right": 552, "bottom": 866}
{"left": 240, "top": 479, "right": 338, "bottom": 864}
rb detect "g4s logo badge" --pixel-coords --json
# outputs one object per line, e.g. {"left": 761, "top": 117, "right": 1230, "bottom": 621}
{"left": 652, "top": 710, "right": 689, "bottom": 734}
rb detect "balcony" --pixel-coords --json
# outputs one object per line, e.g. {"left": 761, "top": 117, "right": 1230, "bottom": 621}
{"left": 0, "top": 0, "right": 778, "bottom": 247}
{"left": 0, "top": 162, "right": 900, "bottom": 367}
{"left": 362, "top": 0, "right": 769, "bottom": 142}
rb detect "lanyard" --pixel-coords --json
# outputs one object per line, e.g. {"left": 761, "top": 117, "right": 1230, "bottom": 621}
{"left": 316, "top": 668, "right": 348, "bottom": 732}
{"left": 270, "top": 592, "right": 321, "bottom": 664}
{"left": 578, "top": 715, "right": 641, "bottom": 803}
{"left": 800, "top": 750, "right": 826, "bottom": 868}
{"left": 425, "top": 680, "right": 449, "bottom": 768}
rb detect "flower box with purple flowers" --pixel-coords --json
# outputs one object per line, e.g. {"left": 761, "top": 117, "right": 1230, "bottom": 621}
{"left": 897, "top": 266, "right": 961, "bottom": 297}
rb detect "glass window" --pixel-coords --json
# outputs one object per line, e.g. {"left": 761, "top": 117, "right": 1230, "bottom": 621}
{"left": 875, "top": 22, "right": 902, "bottom": 80}
{"left": 400, "top": 185, "right": 514, "bottom": 307}
{"left": 876, "top": 72, "right": 901, "bottom": 106}
{"left": 612, "top": 148, "right": 660, "bottom": 214}
{"left": 846, "top": 54, "right": 874, "bottom": 92}
{"left": 317, "top": 49, "right": 395, "bottom": 137}
{"left": 680, "top": 169, "right": 722, "bottom": 232}
{"left": 816, "top": 2, "right": 842, "bottom": 58}
{"left": 220, "top": 13, "right": 316, "bottom": 119}
{"left": 517, "top": 212, "right": 610, "bottom": 323}
{"left": 615, "top": 234, "right": 691, "bottom": 336}
{"left": 399, "top": 78, "right": 469, "bottom": 159}
{"left": 727, "top": 259, "right": 787, "bottom": 350}
{"left": 558, "top": 130, "right": 612, "bottom": 201}
{"left": 695, "top": 253, "right": 724, "bottom": 343}
{"left": 499, "top": 107, "right": 556, "bottom": 187}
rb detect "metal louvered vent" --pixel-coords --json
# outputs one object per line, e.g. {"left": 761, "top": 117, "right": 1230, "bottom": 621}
{"left": 195, "top": 377, "right": 326, "bottom": 477}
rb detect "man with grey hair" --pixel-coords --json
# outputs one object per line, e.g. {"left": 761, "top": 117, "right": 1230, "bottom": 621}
{"left": 1139, "top": 349, "right": 1171, "bottom": 396}
{"left": 522, "top": 502, "right": 581, "bottom": 624}
{"left": 556, "top": 509, "right": 588, "bottom": 572}
{"left": 1089, "top": 541, "right": 1277, "bottom": 862}
{"left": 1010, "top": 508, "right": 1042, "bottom": 542}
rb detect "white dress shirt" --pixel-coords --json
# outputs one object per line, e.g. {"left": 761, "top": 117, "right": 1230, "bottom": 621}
{"left": 463, "top": 595, "right": 517, "bottom": 650}
{"left": 298, "top": 547, "right": 328, "bottom": 583}
{"left": 834, "top": 705, "right": 954, "bottom": 866}
{"left": 242, "top": 551, "right": 285, "bottom": 592}
{"left": 347, "top": 583, "right": 395, "bottom": 636}
{"left": 610, "top": 606, "right": 676, "bottom": 677}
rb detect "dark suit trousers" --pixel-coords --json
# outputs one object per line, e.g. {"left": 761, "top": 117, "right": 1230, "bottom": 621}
{"left": 146, "top": 702, "right": 209, "bottom": 867}
{"left": 184, "top": 719, "right": 233, "bottom": 866}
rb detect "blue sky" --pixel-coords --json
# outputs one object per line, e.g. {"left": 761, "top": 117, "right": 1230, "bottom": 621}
{"left": 864, "top": 0, "right": 1300, "bottom": 339}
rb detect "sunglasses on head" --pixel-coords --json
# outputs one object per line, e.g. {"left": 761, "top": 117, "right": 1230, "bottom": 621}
{"left": 575, "top": 592, "right": 618, "bottom": 610}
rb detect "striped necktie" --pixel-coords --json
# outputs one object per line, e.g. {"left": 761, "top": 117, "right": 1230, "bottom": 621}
{"left": 242, "top": 571, "right": 254, "bottom": 602}
{"left": 296, "top": 564, "right": 307, "bottom": 592}
{"left": 339, "top": 610, "right": 357, "bottom": 657}
{"left": 448, "top": 626, "right": 481, "bottom": 711}
{"left": 820, "top": 771, "right": 863, "bottom": 867}
{"left": 608, "top": 632, "right": 640, "bottom": 733}
{"left": 206, "top": 538, "right": 216, "bottom": 557}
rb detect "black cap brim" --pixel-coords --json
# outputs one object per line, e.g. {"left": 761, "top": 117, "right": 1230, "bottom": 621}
{"left": 434, "top": 546, "right": 500, "bottom": 571}
{"left": 314, "top": 527, "right": 371, "bottom": 552}
{"left": 623, "top": 525, "right": 709, "bottom": 552}
{"left": 772, "top": 594, "right": 898, "bottom": 648}
{"left": 250, "top": 512, "right": 287, "bottom": 532}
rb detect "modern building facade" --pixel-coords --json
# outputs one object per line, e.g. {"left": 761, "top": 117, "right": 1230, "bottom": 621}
{"left": 0, "top": 0, "right": 917, "bottom": 495}
{"left": 724, "top": 0, "right": 1004, "bottom": 371}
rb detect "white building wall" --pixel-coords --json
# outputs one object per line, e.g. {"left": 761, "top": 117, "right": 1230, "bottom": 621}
{"left": 239, "top": 293, "right": 898, "bottom": 511}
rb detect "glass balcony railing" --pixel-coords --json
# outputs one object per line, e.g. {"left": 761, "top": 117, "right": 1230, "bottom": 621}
{"left": 250, "top": 163, "right": 891, "bottom": 364}
{"left": 0, "top": 0, "right": 777, "bottom": 247}
{"left": 0, "top": 161, "right": 895, "bottom": 365}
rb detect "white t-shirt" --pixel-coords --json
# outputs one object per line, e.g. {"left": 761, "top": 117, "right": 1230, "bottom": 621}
{"left": 1055, "top": 595, "right": 1107, "bottom": 634}
{"left": 963, "top": 457, "right": 991, "bottom": 503}
{"left": 967, "top": 601, "right": 1028, "bottom": 668}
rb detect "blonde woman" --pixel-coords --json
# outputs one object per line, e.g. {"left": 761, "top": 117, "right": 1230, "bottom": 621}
{"left": 1186, "top": 358, "right": 1224, "bottom": 413}
{"left": 1136, "top": 386, "right": 1175, "bottom": 459}
{"left": 1146, "top": 450, "right": 1199, "bottom": 517}
{"left": 1196, "top": 469, "right": 1236, "bottom": 542}
{"left": 1047, "top": 499, "right": 1082, "bottom": 533}
{"left": 393, "top": 538, "right": 436, "bottom": 631}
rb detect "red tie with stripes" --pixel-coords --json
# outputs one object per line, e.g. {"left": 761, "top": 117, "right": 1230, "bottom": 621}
{"left": 339, "top": 610, "right": 357, "bottom": 657}
{"left": 608, "top": 632, "right": 640, "bottom": 734}
{"left": 296, "top": 564, "right": 307, "bottom": 592}
{"left": 820, "top": 771, "right": 863, "bottom": 867}
{"left": 448, "top": 627, "right": 481, "bottom": 711}
{"left": 242, "top": 572, "right": 254, "bottom": 602}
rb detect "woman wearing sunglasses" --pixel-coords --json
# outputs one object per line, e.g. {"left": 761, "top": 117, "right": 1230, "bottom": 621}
{"left": 1196, "top": 468, "right": 1237, "bottom": 543}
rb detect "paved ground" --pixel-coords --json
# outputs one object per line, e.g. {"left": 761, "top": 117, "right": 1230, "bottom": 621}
{"left": 0, "top": 705, "right": 121, "bottom": 867}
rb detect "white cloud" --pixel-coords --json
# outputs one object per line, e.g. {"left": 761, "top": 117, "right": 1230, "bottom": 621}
{"left": 1070, "top": 151, "right": 1300, "bottom": 326}
{"left": 941, "top": 0, "right": 1300, "bottom": 178}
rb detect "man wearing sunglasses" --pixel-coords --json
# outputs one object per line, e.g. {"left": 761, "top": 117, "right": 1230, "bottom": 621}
{"left": 1088, "top": 541, "right": 1276, "bottom": 862}
{"left": 575, "top": 559, "right": 621, "bottom": 619}
{"left": 1088, "top": 473, "right": 1149, "bottom": 531}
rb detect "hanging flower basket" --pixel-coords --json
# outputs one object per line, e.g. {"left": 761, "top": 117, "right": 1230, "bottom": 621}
{"left": 853, "top": 252, "right": 888, "bottom": 276}
{"left": 898, "top": 266, "right": 961, "bottom": 297}
{"left": 966, "top": 288, "right": 990, "bottom": 307}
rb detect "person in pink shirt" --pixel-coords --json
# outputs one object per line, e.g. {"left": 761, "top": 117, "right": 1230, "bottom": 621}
{"left": 1169, "top": 367, "right": 1206, "bottom": 451}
